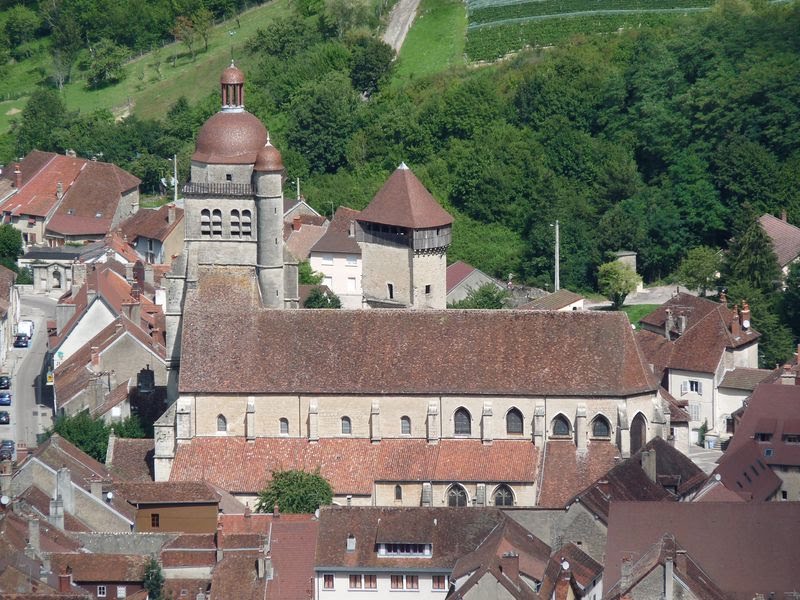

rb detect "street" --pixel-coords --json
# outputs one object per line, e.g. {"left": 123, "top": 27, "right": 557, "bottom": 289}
{"left": 0, "top": 292, "right": 57, "bottom": 451}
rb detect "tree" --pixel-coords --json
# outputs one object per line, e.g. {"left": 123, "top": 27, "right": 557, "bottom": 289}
{"left": 299, "top": 260, "right": 324, "bottom": 285}
{"left": 304, "top": 287, "right": 342, "bottom": 308}
{"left": 348, "top": 36, "right": 394, "bottom": 96}
{"left": 0, "top": 225, "right": 23, "bottom": 265}
{"left": 780, "top": 262, "right": 800, "bottom": 338}
{"left": 5, "top": 6, "right": 40, "bottom": 48}
{"left": 676, "top": 246, "right": 721, "bottom": 296}
{"left": 597, "top": 261, "right": 640, "bottom": 310}
{"left": 15, "top": 89, "right": 68, "bottom": 155}
{"left": 322, "top": 0, "right": 374, "bottom": 39}
{"left": 49, "top": 413, "right": 146, "bottom": 462}
{"left": 449, "top": 283, "right": 508, "bottom": 309}
{"left": 724, "top": 215, "right": 782, "bottom": 295}
{"left": 143, "top": 557, "right": 164, "bottom": 600}
{"left": 255, "top": 469, "right": 333, "bottom": 513}
{"left": 85, "top": 38, "right": 128, "bottom": 89}
{"left": 193, "top": 8, "right": 214, "bottom": 52}
{"left": 173, "top": 16, "right": 197, "bottom": 61}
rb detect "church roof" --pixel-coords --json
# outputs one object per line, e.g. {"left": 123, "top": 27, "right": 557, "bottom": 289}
{"left": 179, "top": 269, "right": 656, "bottom": 397}
{"left": 357, "top": 164, "right": 453, "bottom": 229}
{"left": 192, "top": 111, "right": 268, "bottom": 165}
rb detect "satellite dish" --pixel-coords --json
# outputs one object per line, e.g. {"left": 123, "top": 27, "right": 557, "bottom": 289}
{"left": 0, "top": 495, "right": 9, "bottom": 505}
{"left": 560, "top": 560, "right": 570, "bottom": 571}
{"left": 742, "top": 319, "right": 750, "bottom": 329}
{"left": 106, "top": 492, "right": 114, "bottom": 502}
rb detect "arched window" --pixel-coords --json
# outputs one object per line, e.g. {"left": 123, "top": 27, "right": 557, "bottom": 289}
{"left": 454, "top": 408, "right": 471, "bottom": 436}
{"left": 242, "top": 210, "right": 252, "bottom": 237}
{"left": 592, "top": 415, "right": 611, "bottom": 438}
{"left": 211, "top": 209, "right": 222, "bottom": 236}
{"left": 447, "top": 484, "right": 467, "bottom": 507}
{"left": 395, "top": 485, "right": 402, "bottom": 501}
{"left": 494, "top": 485, "right": 514, "bottom": 506}
{"left": 279, "top": 418, "right": 289, "bottom": 435}
{"left": 506, "top": 408, "right": 523, "bottom": 435}
{"left": 200, "top": 209, "right": 211, "bottom": 236}
{"left": 341, "top": 416, "right": 352, "bottom": 435}
{"left": 552, "top": 415, "right": 571, "bottom": 437}
{"left": 230, "top": 209, "right": 241, "bottom": 237}
{"left": 216, "top": 414, "right": 227, "bottom": 432}
{"left": 401, "top": 416, "right": 411, "bottom": 435}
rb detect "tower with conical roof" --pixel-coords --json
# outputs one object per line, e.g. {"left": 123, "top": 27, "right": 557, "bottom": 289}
{"left": 357, "top": 163, "right": 453, "bottom": 309}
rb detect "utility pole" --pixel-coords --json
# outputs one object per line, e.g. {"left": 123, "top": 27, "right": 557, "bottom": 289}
{"left": 552, "top": 220, "right": 560, "bottom": 291}
{"left": 173, "top": 155, "right": 178, "bottom": 205}
{"left": 296, "top": 177, "right": 300, "bottom": 201}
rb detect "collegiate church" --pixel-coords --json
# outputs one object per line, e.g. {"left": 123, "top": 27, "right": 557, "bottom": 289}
{"left": 155, "top": 65, "right": 667, "bottom": 508}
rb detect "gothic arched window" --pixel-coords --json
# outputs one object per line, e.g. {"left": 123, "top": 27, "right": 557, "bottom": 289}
{"left": 217, "top": 414, "right": 227, "bottom": 432}
{"left": 454, "top": 408, "right": 471, "bottom": 436}
{"left": 341, "top": 416, "right": 352, "bottom": 435}
{"left": 552, "top": 415, "right": 571, "bottom": 437}
{"left": 506, "top": 408, "right": 523, "bottom": 435}
{"left": 401, "top": 416, "right": 411, "bottom": 435}
{"left": 592, "top": 415, "right": 611, "bottom": 438}
{"left": 279, "top": 418, "right": 289, "bottom": 435}
{"left": 395, "top": 485, "right": 402, "bottom": 501}
{"left": 447, "top": 484, "right": 468, "bottom": 507}
{"left": 494, "top": 485, "right": 514, "bottom": 506}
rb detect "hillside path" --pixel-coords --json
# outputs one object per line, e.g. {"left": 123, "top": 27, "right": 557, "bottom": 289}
{"left": 383, "top": 0, "right": 422, "bottom": 53}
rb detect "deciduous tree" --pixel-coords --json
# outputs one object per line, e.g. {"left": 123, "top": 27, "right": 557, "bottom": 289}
{"left": 676, "top": 246, "right": 721, "bottom": 296}
{"left": 597, "top": 261, "right": 639, "bottom": 310}
{"left": 255, "top": 469, "right": 333, "bottom": 513}
{"left": 448, "top": 283, "right": 508, "bottom": 309}
{"left": 304, "top": 287, "right": 342, "bottom": 308}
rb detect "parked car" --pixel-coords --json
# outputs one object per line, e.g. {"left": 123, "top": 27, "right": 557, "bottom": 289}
{"left": 0, "top": 439, "right": 13, "bottom": 450}
{"left": 0, "top": 448, "right": 11, "bottom": 460}
{"left": 0, "top": 411, "right": 9, "bottom": 424}
{"left": 13, "top": 334, "right": 29, "bottom": 348}
{"left": 0, "top": 393, "right": 10, "bottom": 406}
{"left": 0, "top": 375, "right": 9, "bottom": 389}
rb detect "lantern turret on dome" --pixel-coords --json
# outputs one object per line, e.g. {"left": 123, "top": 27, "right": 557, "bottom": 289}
{"left": 221, "top": 61, "right": 246, "bottom": 110}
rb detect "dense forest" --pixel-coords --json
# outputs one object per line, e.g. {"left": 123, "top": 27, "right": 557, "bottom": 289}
{"left": 6, "top": 0, "right": 800, "bottom": 364}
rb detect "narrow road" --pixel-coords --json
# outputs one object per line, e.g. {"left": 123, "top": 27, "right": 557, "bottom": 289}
{"left": 383, "top": 0, "right": 422, "bottom": 53}
{"left": 1, "top": 293, "right": 57, "bottom": 451}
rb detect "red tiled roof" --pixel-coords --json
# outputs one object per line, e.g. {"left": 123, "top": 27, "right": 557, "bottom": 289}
{"left": 605, "top": 501, "right": 800, "bottom": 599}
{"left": 46, "top": 214, "right": 112, "bottom": 236}
{"left": 310, "top": 206, "right": 361, "bottom": 254}
{"left": 446, "top": 261, "right": 476, "bottom": 292}
{"left": 169, "top": 438, "right": 538, "bottom": 495}
{"left": 115, "top": 481, "right": 220, "bottom": 505}
{"left": 285, "top": 222, "right": 327, "bottom": 260}
{"left": 759, "top": 213, "right": 800, "bottom": 266}
{"left": 267, "top": 516, "right": 319, "bottom": 600}
{"left": 0, "top": 151, "right": 85, "bottom": 217}
{"left": 119, "top": 204, "right": 183, "bottom": 243}
{"left": 713, "top": 439, "right": 782, "bottom": 501}
{"left": 719, "top": 367, "right": 775, "bottom": 391}
{"left": 536, "top": 440, "right": 619, "bottom": 508}
{"left": 49, "top": 553, "right": 147, "bottom": 583}
{"left": 18, "top": 486, "right": 92, "bottom": 533}
{"left": 106, "top": 438, "right": 154, "bottom": 482}
{"left": 538, "top": 542, "right": 602, "bottom": 599}
{"left": 518, "top": 289, "right": 584, "bottom": 311}
{"left": 181, "top": 269, "right": 656, "bottom": 397}
{"left": 357, "top": 164, "right": 453, "bottom": 229}
{"left": 0, "top": 509, "right": 84, "bottom": 553}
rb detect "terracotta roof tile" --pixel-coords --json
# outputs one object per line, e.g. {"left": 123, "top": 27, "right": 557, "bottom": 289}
{"left": 445, "top": 261, "right": 476, "bottom": 292}
{"left": 17, "top": 486, "right": 92, "bottom": 533}
{"left": 114, "top": 481, "right": 220, "bottom": 505}
{"left": 46, "top": 214, "right": 112, "bottom": 236}
{"left": 180, "top": 269, "right": 656, "bottom": 397}
{"left": 266, "top": 517, "right": 319, "bottom": 600}
{"left": 759, "top": 213, "right": 800, "bottom": 266}
{"left": 538, "top": 542, "right": 602, "bottom": 599}
{"left": 718, "top": 367, "right": 774, "bottom": 391}
{"left": 310, "top": 206, "right": 361, "bottom": 254}
{"left": 536, "top": 440, "right": 619, "bottom": 508}
{"left": 106, "top": 438, "right": 155, "bottom": 482}
{"left": 518, "top": 289, "right": 584, "bottom": 311}
{"left": 49, "top": 553, "right": 147, "bottom": 583}
{"left": 0, "top": 151, "right": 85, "bottom": 217}
{"left": 285, "top": 222, "right": 327, "bottom": 260}
{"left": 118, "top": 204, "right": 183, "bottom": 243}
{"left": 357, "top": 165, "right": 453, "bottom": 229}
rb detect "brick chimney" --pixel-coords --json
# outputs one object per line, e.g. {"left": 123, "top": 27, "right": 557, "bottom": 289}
{"left": 273, "top": 504, "right": 280, "bottom": 518}
{"left": 741, "top": 301, "right": 751, "bottom": 330}
{"left": 58, "top": 569, "right": 72, "bottom": 593}
{"left": 167, "top": 204, "right": 176, "bottom": 225}
{"left": 13, "top": 164, "right": 21, "bottom": 189}
{"left": 730, "top": 305, "right": 741, "bottom": 336}
{"left": 292, "top": 215, "right": 301, "bottom": 231}
{"left": 499, "top": 552, "right": 520, "bottom": 584}
{"left": 719, "top": 290, "right": 727, "bottom": 305}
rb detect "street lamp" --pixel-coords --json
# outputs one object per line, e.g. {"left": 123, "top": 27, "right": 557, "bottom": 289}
{"left": 550, "top": 220, "right": 560, "bottom": 292}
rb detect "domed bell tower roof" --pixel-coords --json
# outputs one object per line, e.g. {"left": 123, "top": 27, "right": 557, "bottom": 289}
{"left": 192, "top": 62, "right": 268, "bottom": 165}
{"left": 254, "top": 139, "right": 284, "bottom": 172}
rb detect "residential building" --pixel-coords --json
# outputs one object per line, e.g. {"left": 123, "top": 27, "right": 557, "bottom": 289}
{"left": 445, "top": 261, "right": 502, "bottom": 305}
{"left": 0, "top": 150, "right": 140, "bottom": 247}
{"left": 49, "top": 554, "right": 147, "bottom": 600}
{"left": 285, "top": 213, "right": 329, "bottom": 262}
{"left": 118, "top": 203, "right": 184, "bottom": 265}
{"left": 758, "top": 211, "right": 800, "bottom": 276}
{"left": 0, "top": 264, "right": 18, "bottom": 364}
{"left": 518, "top": 289, "right": 585, "bottom": 312}
{"left": 309, "top": 207, "right": 363, "bottom": 308}
{"left": 113, "top": 481, "right": 220, "bottom": 532}
{"left": 636, "top": 292, "right": 760, "bottom": 442}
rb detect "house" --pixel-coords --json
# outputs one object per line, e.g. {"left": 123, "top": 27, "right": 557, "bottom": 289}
{"left": 118, "top": 203, "right": 184, "bottom": 265}
{"left": 0, "top": 264, "right": 18, "bottom": 365}
{"left": 0, "top": 150, "right": 140, "bottom": 247}
{"left": 636, "top": 292, "right": 760, "bottom": 443}
{"left": 284, "top": 196, "right": 323, "bottom": 222}
{"left": 518, "top": 289, "right": 585, "bottom": 312}
{"left": 536, "top": 543, "right": 603, "bottom": 600}
{"left": 309, "top": 206, "right": 363, "bottom": 308}
{"left": 49, "top": 553, "right": 148, "bottom": 600}
{"left": 758, "top": 211, "right": 800, "bottom": 276}
{"left": 604, "top": 501, "right": 800, "bottom": 599}
{"left": 445, "top": 261, "right": 502, "bottom": 305}
{"left": 714, "top": 383, "right": 800, "bottom": 501}
{"left": 285, "top": 213, "right": 329, "bottom": 262}
{"left": 113, "top": 481, "right": 220, "bottom": 533}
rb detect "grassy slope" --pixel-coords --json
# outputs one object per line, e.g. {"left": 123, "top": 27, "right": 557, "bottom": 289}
{"left": 621, "top": 304, "right": 659, "bottom": 326}
{"left": 391, "top": 0, "right": 468, "bottom": 86}
{"left": 0, "top": 1, "right": 291, "bottom": 133}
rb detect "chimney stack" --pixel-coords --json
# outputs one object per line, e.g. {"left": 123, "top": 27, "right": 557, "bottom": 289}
{"left": 167, "top": 204, "right": 176, "bottom": 225}
{"left": 781, "top": 209, "right": 788, "bottom": 222}
{"left": 620, "top": 555, "right": 632, "bottom": 590}
{"left": 91, "top": 347, "right": 100, "bottom": 367}
{"left": 499, "top": 552, "right": 520, "bottom": 584}
{"left": 741, "top": 301, "right": 751, "bottom": 329}
{"left": 56, "top": 181, "right": 63, "bottom": 200}
{"left": 27, "top": 516, "right": 40, "bottom": 555}
{"left": 90, "top": 478, "right": 103, "bottom": 499}
{"left": 13, "top": 164, "right": 21, "bottom": 189}
{"left": 273, "top": 504, "right": 280, "bottom": 518}
{"left": 719, "top": 290, "right": 727, "bottom": 305}
{"left": 641, "top": 449, "right": 657, "bottom": 483}
{"left": 58, "top": 569, "right": 72, "bottom": 593}
{"left": 125, "top": 263, "right": 134, "bottom": 283}
{"left": 664, "top": 309, "right": 673, "bottom": 340}
{"left": 730, "top": 305, "right": 741, "bottom": 336}
{"left": 292, "top": 215, "right": 301, "bottom": 231}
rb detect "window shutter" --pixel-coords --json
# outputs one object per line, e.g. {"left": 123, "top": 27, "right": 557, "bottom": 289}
{"left": 697, "top": 381, "right": 703, "bottom": 395}
{"left": 681, "top": 381, "right": 689, "bottom": 394}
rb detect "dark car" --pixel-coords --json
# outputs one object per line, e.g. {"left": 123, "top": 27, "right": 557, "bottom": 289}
{"left": 0, "top": 411, "right": 9, "bottom": 424}
{"left": 0, "top": 448, "right": 11, "bottom": 460}
{"left": 13, "top": 334, "right": 28, "bottom": 348}
{"left": 0, "top": 375, "right": 9, "bottom": 389}
{"left": 0, "top": 393, "right": 10, "bottom": 406}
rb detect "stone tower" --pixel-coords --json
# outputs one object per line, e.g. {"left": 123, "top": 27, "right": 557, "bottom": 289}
{"left": 357, "top": 163, "right": 452, "bottom": 309}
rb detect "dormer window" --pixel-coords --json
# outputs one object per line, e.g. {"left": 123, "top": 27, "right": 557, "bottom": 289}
{"left": 755, "top": 433, "right": 773, "bottom": 442}
{"left": 378, "top": 543, "right": 431, "bottom": 557}
{"left": 346, "top": 534, "right": 356, "bottom": 552}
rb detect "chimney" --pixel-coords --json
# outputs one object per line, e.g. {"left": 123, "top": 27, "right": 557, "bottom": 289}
{"left": 90, "top": 478, "right": 103, "bottom": 499}
{"left": 346, "top": 534, "right": 356, "bottom": 552}
{"left": 13, "top": 164, "right": 21, "bottom": 189}
{"left": 664, "top": 309, "right": 673, "bottom": 340}
{"left": 215, "top": 524, "right": 224, "bottom": 563}
{"left": 144, "top": 264, "right": 154, "bottom": 285}
{"left": 125, "top": 263, "right": 134, "bottom": 283}
{"left": 90, "top": 346, "right": 100, "bottom": 367}
{"left": 167, "top": 205, "right": 176, "bottom": 224}
{"left": 730, "top": 305, "right": 741, "bottom": 336}
{"left": 719, "top": 290, "right": 727, "bottom": 305}
{"left": 292, "top": 215, "right": 301, "bottom": 231}
{"left": 56, "top": 467, "right": 74, "bottom": 514}
{"left": 641, "top": 449, "right": 657, "bottom": 483}
{"left": 56, "top": 181, "right": 63, "bottom": 200}
{"left": 741, "top": 301, "right": 751, "bottom": 329}
{"left": 273, "top": 504, "right": 280, "bottom": 518}
{"left": 781, "top": 209, "right": 788, "bottom": 222}
{"left": 27, "top": 516, "right": 40, "bottom": 555}
{"left": 675, "top": 549, "right": 687, "bottom": 574}
{"left": 620, "top": 554, "right": 633, "bottom": 590}
{"left": 58, "top": 570, "right": 72, "bottom": 593}
{"left": 499, "top": 552, "right": 520, "bottom": 584}
{"left": 121, "top": 300, "right": 141, "bottom": 324}
{"left": 48, "top": 496, "right": 64, "bottom": 530}
{"left": 71, "top": 262, "right": 87, "bottom": 296}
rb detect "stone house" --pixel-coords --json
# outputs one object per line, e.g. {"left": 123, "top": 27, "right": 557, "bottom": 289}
{"left": 0, "top": 264, "right": 18, "bottom": 364}
{"left": 118, "top": 203, "right": 184, "bottom": 265}
{"left": 636, "top": 292, "right": 760, "bottom": 443}
{"left": 309, "top": 207, "right": 363, "bottom": 308}
{"left": 0, "top": 150, "right": 139, "bottom": 247}
{"left": 445, "top": 260, "right": 502, "bottom": 305}
{"left": 759, "top": 211, "right": 800, "bottom": 277}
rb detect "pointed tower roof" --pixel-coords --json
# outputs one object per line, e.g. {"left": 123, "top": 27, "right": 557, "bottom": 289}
{"left": 357, "top": 164, "right": 453, "bottom": 229}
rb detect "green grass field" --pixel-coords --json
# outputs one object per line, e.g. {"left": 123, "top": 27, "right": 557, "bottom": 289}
{"left": 392, "top": 0, "right": 468, "bottom": 85}
{"left": 621, "top": 304, "right": 659, "bottom": 326}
